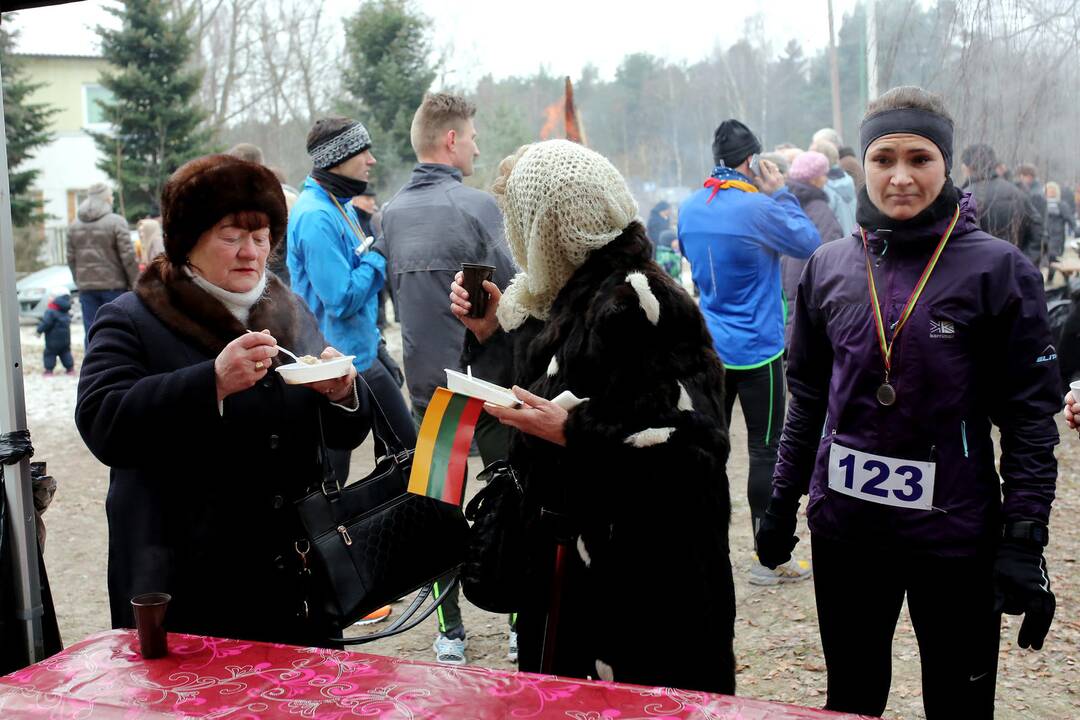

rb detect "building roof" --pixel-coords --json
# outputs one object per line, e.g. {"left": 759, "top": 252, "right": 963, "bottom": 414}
{"left": 12, "top": 52, "right": 104, "bottom": 60}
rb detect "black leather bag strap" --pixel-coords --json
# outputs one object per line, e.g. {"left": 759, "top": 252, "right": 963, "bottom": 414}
{"left": 329, "top": 572, "right": 460, "bottom": 645}
{"left": 354, "top": 372, "right": 407, "bottom": 459}
{"left": 315, "top": 409, "right": 339, "bottom": 495}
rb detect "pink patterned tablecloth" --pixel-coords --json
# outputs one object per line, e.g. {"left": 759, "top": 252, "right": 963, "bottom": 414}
{"left": 0, "top": 630, "right": 870, "bottom": 719}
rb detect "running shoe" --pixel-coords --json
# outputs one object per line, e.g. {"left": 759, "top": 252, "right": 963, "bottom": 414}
{"left": 351, "top": 605, "right": 392, "bottom": 626}
{"left": 749, "top": 557, "right": 813, "bottom": 586}
{"left": 507, "top": 630, "right": 518, "bottom": 663}
{"left": 433, "top": 632, "right": 468, "bottom": 665}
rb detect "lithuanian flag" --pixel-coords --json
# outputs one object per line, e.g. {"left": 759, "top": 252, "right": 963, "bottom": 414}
{"left": 407, "top": 388, "right": 485, "bottom": 506}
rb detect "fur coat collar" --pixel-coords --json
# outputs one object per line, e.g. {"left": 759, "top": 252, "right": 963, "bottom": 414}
{"left": 135, "top": 257, "right": 309, "bottom": 359}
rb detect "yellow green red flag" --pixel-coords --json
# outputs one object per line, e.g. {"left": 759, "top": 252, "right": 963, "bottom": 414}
{"left": 407, "top": 387, "right": 485, "bottom": 506}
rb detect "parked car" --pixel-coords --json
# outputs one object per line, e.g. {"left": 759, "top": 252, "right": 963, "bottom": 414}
{"left": 16, "top": 266, "right": 78, "bottom": 323}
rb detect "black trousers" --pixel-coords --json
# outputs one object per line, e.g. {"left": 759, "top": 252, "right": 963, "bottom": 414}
{"left": 723, "top": 355, "right": 785, "bottom": 541}
{"left": 43, "top": 347, "right": 74, "bottom": 371}
{"left": 812, "top": 534, "right": 1000, "bottom": 719}
{"left": 327, "top": 354, "right": 417, "bottom": 485}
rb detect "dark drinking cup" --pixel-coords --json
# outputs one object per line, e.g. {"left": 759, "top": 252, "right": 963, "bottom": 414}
{"left": 131, "top": 592, "right": 171, "bottom": 659}
{"left": 461, "top": 263, "right": 496, "bottom": 319}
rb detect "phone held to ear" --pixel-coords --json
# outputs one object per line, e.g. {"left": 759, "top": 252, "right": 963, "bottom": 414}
{"left": 748, "top": 153, "right": 761, "bottom": 178}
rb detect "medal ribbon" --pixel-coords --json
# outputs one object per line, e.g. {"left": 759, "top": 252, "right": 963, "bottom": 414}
{"left": 860, "top": 204, "right": 960, "bottom": 376}
{"left": 327, "top": 192, "right": 370, "bottom": 245}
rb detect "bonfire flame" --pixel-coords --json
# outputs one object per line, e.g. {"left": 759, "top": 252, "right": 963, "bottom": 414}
{"left": 539, "top": 77, "right": 586, "bottom": 145}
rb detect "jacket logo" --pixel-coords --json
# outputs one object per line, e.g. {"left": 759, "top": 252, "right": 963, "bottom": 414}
{"left": 929, "top": 319, "right": 955, "bottom": 338}
{"left": 1037, "top": 345, "right": 1058, "bottom": 363}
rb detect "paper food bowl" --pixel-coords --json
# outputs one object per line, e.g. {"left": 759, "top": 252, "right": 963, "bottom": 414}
{"left": 276, "top": 355, "right": 356, "bottom": 385}
{"left": 445, "top": 369, "right": 520, "bottom": 407}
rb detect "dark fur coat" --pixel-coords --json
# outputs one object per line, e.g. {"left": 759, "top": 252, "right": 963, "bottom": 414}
{"left": 466, "top": 223, "right": 735, "bottom": 694}
{"left": 75, "top": 260, "right": 370, "bottom": 646}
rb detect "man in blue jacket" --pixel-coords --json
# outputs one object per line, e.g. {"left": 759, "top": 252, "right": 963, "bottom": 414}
{"left": 288, "top": 117, "right": 417, "bottom": 485}
{"left": 679, "top": 119, "right": 820, "bottom": 585}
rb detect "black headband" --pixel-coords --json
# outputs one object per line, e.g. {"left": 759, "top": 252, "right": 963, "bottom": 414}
{"left": 859, "top": 108, "right": 954, "bottom": 171}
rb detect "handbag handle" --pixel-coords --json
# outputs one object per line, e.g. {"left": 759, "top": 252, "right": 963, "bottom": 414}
{"left": 315, "top": 409, "right": 338, "bottom": 495}
{"left": 353, "top": 372, "right": 408, "bottom": 458}
{"left": 315, "top": 373, "right": 409, "bottom": 498}
{"left": 329, "top": 572, "right": 460, "bottom": 645}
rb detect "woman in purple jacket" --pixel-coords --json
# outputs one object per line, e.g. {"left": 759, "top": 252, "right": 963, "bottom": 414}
{"left": 756, "top": 86, "right": 1059, "bottom": 718}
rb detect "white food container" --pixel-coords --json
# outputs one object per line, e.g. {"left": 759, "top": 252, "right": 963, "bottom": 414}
{"left": 445, "top": 369, "right": 520, "bottom": 407}
{"left": 276, "top": 355, "right": 356, "bottom": 385}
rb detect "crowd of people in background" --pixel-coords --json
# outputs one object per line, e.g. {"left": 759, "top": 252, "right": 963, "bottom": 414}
{"left": 62, "top": 82, "right": 1068, "bottom": 720}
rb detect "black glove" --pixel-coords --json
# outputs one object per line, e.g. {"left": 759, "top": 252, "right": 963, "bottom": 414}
{"left": 754, "top": 496, "right": 800, "bottom": 570}
{"left": 993, "top": 526, "right": 1055, "bottom": 651}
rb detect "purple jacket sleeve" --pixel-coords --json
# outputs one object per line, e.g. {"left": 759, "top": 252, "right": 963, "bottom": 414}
{"left": 988, "top": 258, "right": 1059, "bottom": 526}
{"left": 771, "top": 256, "right": 833, "bottom": 503}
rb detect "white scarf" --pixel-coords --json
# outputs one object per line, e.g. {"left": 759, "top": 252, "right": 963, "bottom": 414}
{"left": 185, "top": 267, "right": 268, "bottom": 325}
{"left": 493, "top": 141, "right": 639, "bottom": 331}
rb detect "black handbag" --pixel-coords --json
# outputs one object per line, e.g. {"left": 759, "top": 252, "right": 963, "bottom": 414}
{"left": 461, "top": 460, "right": 528, "bottom": 614}
{"left": 294, "top": 379, "right": 469, "bottom": 643}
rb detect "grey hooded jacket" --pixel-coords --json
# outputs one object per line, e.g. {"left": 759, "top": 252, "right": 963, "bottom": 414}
{"left": 824, "top": 166, "right": 858, "bottom": 235}
{"left": 380, "top": 164, "right": 517, "bottom": 410}
{"left": 67, "top": 196, "right": 138, "bottom": 291}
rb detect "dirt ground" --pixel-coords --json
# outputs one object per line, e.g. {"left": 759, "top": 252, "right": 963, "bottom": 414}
{"left": 15, "top": 319, "right": 1080, "bottom": 719}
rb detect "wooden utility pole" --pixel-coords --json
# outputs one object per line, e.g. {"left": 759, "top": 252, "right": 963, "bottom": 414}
{"left": 866, "top": 0, "right": 879, "bottom": 100}
{"left": 827, "top": 0, "right": 844, "bottom": 140}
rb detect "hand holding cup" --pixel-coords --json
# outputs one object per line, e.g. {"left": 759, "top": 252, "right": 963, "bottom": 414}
{"left": 451, "top": 269, "right": 502, "bottom": 343}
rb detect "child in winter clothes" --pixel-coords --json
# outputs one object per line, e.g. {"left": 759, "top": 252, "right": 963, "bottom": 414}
{"left": 37, "top": 290, "right": 74, "bottom": 375}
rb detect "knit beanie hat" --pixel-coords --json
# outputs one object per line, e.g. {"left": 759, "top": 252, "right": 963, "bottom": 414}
{"left": 788, "top": 151, "right": 830, "bottom": 184}
{"left": 160, "top": 154, "right": 287, "bottom": 266}
{"left": 493, "top": 140, "right": 639, "bottom": 331}
{"left": 307, "top": 120, "right": 372, "bottom": 170}
{"left": 712, "top": 119, "right": 762, "bottom": 168}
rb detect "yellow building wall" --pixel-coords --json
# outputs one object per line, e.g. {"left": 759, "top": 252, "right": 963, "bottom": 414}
{"left": 17, "top": 55, "right": 112, "bottom": 134}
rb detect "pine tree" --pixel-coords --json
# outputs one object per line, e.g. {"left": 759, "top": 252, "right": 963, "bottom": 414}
{"left": 91, "top": 0, "right": 211, "bottom": 222}
{"left": 1, "top": 17, "right": 58, "bottom": 270}
{"left": 341, "top": 0, "right": 437, "bottom": 188}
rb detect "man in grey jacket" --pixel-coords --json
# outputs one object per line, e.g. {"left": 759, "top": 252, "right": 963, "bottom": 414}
{"left": 381, "top": 92, "right": 517, "bottom": 666}
{"left": 67, "top": 182, "right": 138, "bottom": 342}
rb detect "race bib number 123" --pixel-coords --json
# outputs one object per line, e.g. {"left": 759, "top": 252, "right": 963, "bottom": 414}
{"left": 827, "top": 442, "right": 935, "bottom": 511}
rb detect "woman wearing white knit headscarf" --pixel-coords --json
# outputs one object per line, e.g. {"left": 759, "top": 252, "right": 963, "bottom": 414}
{"left": 450, "top": 140, "right": 736, "bottom": 693}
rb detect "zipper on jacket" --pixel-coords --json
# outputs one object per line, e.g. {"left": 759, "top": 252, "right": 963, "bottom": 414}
{"left": 876, "top": 239, "right": 889, "bottom": 267}
{"left": 961, "top": 421, "right": 969, "bottom": 458}
{"left": 928, "top": 444, "right": 936, "bottom": 462}
{"left": 337, "top": 525, "right": 353, "bottom": 547}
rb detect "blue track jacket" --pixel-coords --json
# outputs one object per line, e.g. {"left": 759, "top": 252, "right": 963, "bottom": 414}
{"left": 287, "top": 176, "right": 386, "bottom": 373}
{"left": 679, "top": 178, "right": 820, "bottom": 368}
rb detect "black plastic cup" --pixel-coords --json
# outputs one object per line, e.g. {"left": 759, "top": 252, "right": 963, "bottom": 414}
{"left": 461, "top": 263, "right": 496, "bottom": 319}
{"left": 131, "top": 592, "right": 171, "bottom": 659}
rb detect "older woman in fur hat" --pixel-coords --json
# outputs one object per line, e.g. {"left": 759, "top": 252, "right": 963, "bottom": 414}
{"left": 450, "top": 140, "right": 736, "bottom": 693}
{"left": 76, "top": 154, "right": 371, "bottom": 646}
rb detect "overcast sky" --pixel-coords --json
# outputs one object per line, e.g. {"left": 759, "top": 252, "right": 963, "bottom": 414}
{"left": 8, "top": 0, "right": 861, "bottom": 85}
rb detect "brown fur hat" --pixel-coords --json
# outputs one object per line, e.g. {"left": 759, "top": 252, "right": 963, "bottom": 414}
{"left": 160, "top": 154, "right": 287, "bottom": 265}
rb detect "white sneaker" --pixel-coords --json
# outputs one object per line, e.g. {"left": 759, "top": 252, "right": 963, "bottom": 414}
{"left": 433, "top": 633, "right": 467, "bottom": 665}
{"left": 507, "top": 630, "right": 518, "bottom": 663}
{"left": 749, "top": 557, "right": 813, "bottom": 586}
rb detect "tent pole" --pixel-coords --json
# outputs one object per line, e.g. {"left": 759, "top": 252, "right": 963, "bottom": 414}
{"left": 0, "top": 57, "right": 46, "bottom": 665}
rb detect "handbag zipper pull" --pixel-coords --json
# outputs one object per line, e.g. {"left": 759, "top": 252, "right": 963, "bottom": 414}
{"left": 337, "top": 525, "right": 353, "bottom": 546}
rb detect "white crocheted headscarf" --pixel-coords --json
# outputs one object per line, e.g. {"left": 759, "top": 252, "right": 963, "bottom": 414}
{"left": 493, "top": 140, "right": 639, "bottom": 332}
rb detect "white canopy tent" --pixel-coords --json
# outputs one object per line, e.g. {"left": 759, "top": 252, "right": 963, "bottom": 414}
{"left": 0, "top": 0, "right": 75, "bottom": 667}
